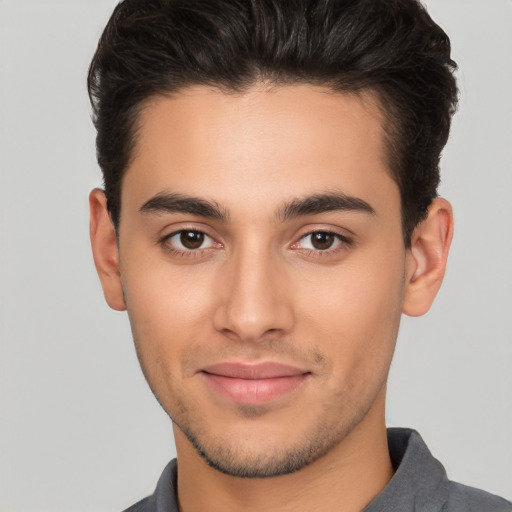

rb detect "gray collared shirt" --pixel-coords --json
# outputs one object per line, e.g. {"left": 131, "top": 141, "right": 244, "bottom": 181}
{"left": 124, "top": 428, "right": 511, "bottom": 512}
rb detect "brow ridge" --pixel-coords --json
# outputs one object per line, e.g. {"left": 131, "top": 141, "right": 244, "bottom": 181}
{"left": 139, "top": 191, "right": 375, "bottom": 223}
{"left": 139, "top": 192, "right": 228, "bottom": 221}
{"left": 279, "top": 192, "right": 376, "bottom": 221}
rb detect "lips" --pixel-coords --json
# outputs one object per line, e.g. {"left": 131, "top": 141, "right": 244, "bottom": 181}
{"left": 200, "top": 362, "right": 311, "bottom": 406}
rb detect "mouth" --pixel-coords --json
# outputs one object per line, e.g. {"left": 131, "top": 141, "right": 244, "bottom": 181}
{"left": 200, "top": 362, "right": 312, "bottom": 406}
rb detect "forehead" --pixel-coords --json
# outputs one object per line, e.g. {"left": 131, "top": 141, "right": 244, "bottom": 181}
{"left": 122, "top": 83, "right": 398, "bottom": 218}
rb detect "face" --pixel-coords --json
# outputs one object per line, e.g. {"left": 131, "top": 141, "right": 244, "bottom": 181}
{"left": 115, "top": 84, "right": 408, "bottom": 477}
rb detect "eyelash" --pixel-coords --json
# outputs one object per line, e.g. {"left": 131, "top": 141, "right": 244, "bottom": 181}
{"left": 160, "top": 229, "right": 220, "bottom": 258}
{"left": 159, "top": 229, "right": 353, "bottom": 259}
{"left": 293, "top": 230, "right": 353, "bottom": 258}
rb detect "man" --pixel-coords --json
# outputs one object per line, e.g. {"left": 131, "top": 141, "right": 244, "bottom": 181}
{"left": 87, "top": 0, "right": 511, "bottom": 511}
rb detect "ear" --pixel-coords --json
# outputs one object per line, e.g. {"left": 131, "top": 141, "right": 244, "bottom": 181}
{"left": 89, "top": 189, "right": 126, "bottom": 311}
{"left": 402, "top": 198, "right": 454, "bottom": 317}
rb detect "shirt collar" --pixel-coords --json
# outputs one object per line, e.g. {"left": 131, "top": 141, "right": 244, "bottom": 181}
{"left": 363, "top": 428, "right": 449, "bottom": 512}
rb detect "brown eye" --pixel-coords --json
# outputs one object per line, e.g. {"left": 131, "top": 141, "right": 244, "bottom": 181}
{"left": 179, "top": 230, "right": 205, "bottom": 249}
{"left": 310, "top": 232, "right": 336, "bottom": 250}
{"left": 162, "top": 229, "right": 218, "bottom": 256}
{"left": 294, "top": 231, "right": 349, "bottom": 253}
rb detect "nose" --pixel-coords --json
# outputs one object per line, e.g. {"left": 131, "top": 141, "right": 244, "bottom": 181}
{"left": 212, "top": 245, "right": 295, "bottom": 343}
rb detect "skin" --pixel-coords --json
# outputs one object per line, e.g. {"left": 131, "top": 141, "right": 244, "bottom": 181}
{"left": 90, "top": 84, "right": 453, "bottom": 512}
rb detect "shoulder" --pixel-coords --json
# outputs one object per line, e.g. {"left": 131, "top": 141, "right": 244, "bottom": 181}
{"left": 382, "top": 428, "right": 511, "bottom": 512}
{"left": 444, "top": 481, "right": 512, "bottom": 512}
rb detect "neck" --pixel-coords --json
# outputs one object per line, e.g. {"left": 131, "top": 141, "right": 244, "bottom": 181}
{"left": 174, "top": 396, "right": 393, "bottom": 512}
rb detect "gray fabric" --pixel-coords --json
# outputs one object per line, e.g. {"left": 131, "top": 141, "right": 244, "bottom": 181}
{"left": 123, "top": 428, "right": 511, "bottom": 512}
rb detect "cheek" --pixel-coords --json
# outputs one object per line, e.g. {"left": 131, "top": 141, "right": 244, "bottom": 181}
{"left": 121, "top": 259, "right": 221, "bottom": 416}
{"left": 121, "top": 254, "right": 217, "bottom": 371}
{"left": 295, "top": 246, "right": 405, "bottom": 377}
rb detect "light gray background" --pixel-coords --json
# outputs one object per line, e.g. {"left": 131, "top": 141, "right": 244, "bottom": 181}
{"left": 0, "top": 1, "right": 511, "bottom": 511}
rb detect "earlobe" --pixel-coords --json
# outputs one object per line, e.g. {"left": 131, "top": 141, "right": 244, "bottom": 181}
{"left": 402, "top": 198, "right": 454, "bottom": 317}
{"left": 89, "top": 188, "right": 126, "bottom": 311}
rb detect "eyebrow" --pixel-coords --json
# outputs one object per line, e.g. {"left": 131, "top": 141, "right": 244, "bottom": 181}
{"left": 278, "top": 192, "right": 375, "bottom": 221}
{"left": 139, "top": 192, "right": 229, "bottom": 221}
{"left": 139, "top": 191, "right": 375, "bottom": 222}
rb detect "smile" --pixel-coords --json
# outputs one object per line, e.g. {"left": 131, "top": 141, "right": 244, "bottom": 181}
{"left": 200, "top": 362, "right": 311, "bottom": 406}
